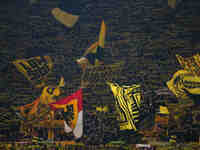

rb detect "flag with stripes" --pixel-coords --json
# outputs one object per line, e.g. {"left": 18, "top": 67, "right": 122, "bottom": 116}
{"left": 12, "top": 56, "right": 53, "bottom": 88}
{"left": 176, "top": 54, "right": 200, "bottom": 77}
{"left": 167, "top": 69, "right": 200, "bottom": 99}
{"left": 107, "top": 82, "right": 142, "bottom": 131}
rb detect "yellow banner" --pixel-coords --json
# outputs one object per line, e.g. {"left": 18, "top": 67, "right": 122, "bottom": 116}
{"left": 13, "top": 56, "right": 53, "bottom": 87}
{"left": 107, "top": 82, "right": 141, "bottom": 131}
{"left": 176, "top": 54, "right": 200, "bottom": 76}
{"left": 167, "top": 69, "right": 200, "bottom": 99}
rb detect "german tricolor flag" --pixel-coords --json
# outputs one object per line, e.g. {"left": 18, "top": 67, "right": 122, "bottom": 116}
{"left": 49, "top": 89, "right": 83, "bottom": 139}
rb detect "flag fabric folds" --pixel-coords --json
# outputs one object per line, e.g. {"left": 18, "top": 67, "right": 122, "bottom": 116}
{"left": 51, "top": 8, "right": 80, "bottom": 28}
{"left": 107, "top": 82, "right": 142, "bottom": 131}
{"left": 83, "top": 20, "right": 106, "bottom": 66}
{"left": 51, "top": 0, "right": 81, "bottom": 28}
{"left": 167, "top": 69, "right": 200, "bottom": 99}
{"left": 49, "top": 89, "right": 83, "bottom": 139}
{"left": 12, "top": 56, "right": 53, "bottom": 88}
{"left": 167, "top": 54, "right": 200, "bottom": 99}
{"left": 176, "top": 54, "right": 200, "bottom": 77}
{"left": 167, "top": 54, "right": 200, "bottom": 100}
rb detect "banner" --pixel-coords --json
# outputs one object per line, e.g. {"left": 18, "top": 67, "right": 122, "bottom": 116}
{"left": 107, "top": 82, "right": 142, "bottom": 131}
{"left": 13, "top": 56, "right": 53, "bottom": 88}
{"left": 167, "top": 69, "right": 200, "bottom": 99}
{"left": 176, "top": 54, "right": 200, "bottom": 76}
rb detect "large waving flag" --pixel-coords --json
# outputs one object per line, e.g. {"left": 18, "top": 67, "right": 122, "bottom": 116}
{"left": 167, "top": 69, "right": 200, "bottom": 99}
{"left": 12, "top": 56, "right": 53, "bottom": 88}
{"left": 83, "top": 20, "right": 106, "bottom": 66}
{"left": 167, "top": 54, "right": 200, "bottom": 99}
{"left": 49, "top": 89, "right": 83, "bottom": 139}
{"left": 107, "top": 82, "right": 142, "bottom": 131}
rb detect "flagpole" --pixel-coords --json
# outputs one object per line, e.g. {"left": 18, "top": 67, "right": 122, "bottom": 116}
{"left": 48, "top": 111, "right": 54, "bottom": 140}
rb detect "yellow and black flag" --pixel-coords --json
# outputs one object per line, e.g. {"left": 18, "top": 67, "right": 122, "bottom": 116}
{"left": 107, "top": 82, "right": 142, "bottom": 131}
{"left": 167, "top": 54, "right": 200, "bottom": 100}
{"left": 167, "top": 69, "right": 200, "bottom": 100}
{"left": 176, "top": 54, "right": 200, "bottom": 77}
{"left": 83, "top": 20, "right": 106, "bottom": 66}
{"left": 12, "top": 56, "right": 54, "bottom": 88}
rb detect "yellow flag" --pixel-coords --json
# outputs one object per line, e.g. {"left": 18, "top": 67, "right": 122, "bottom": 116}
{"left": 84, "top": 20, "right": 106, "bottom": 66}
{"left": 107, "top": 82, "right": 141, "bottom": 131}
{"left": 98, "top": 20, "right": 106, "bottom": 48}
{"left": 176, "top": 54, "right": 200, "bottom": 76}
{"left": 12, "top": 56, "right": 53, "bottom": 88}
{"left": 167, "top": 69, "right": 200, "bottom": 99}
{"left": 51, "top": 8, "right": 80, "bottom": 28}
{"left": 159, "top": 106, "right": 169, "bottom": 115}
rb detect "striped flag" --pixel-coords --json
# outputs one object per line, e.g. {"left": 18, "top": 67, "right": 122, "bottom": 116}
{"left": 176, "top": 54, "right": 200, "bottom": 77}
{"left": 12, "top": 56, "right": 53, "bottom": 88}
{"left": 167, "top": 53, "right": 200, "bottom": 102}
{"left": 167, "top": 69, "right": 200, "bottom": 99}
{"left": 107, "top": 82, "right": 142, "bottom": 131}
{"left": 49, "top": 89, "right": 83, "bottom": 139}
